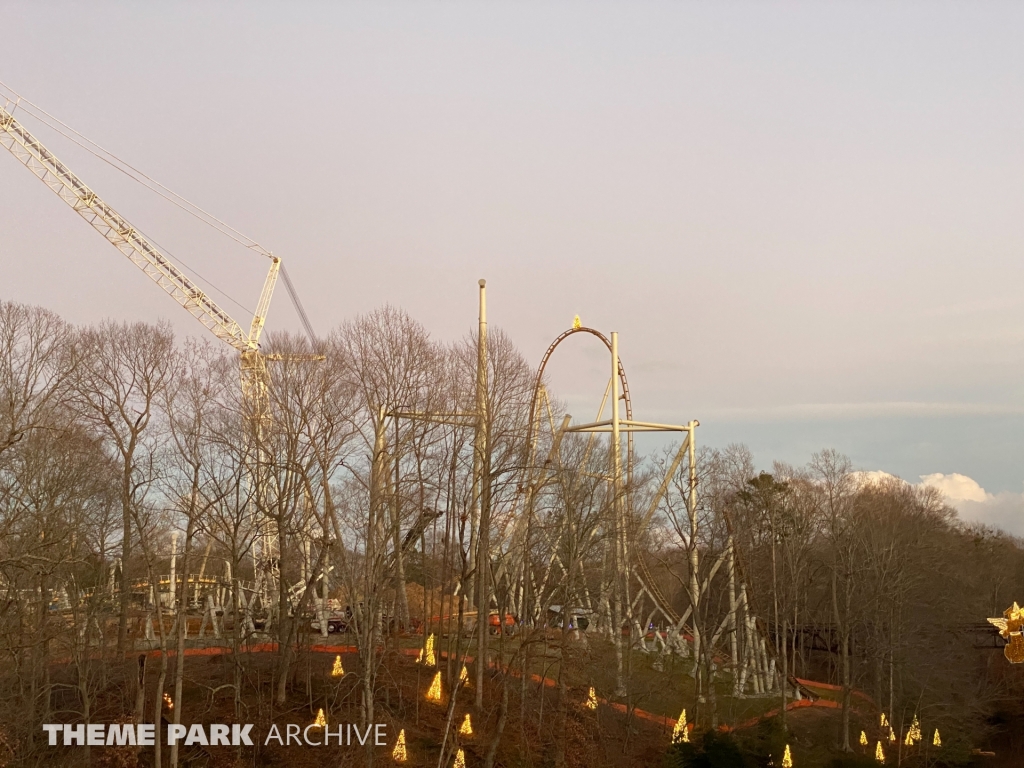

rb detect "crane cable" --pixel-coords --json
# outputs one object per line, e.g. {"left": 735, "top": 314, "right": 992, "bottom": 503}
{"left": 280, "top": 264, "right": 319, "bottom": 346}
{"left": 0, "top": 84, "right": 259, "bottom": 316}
{"left": 0, "top": 81, "right": 321, "bottom": 335}
{"left": 0, "top": 80, "right": 273, "bottom": 260}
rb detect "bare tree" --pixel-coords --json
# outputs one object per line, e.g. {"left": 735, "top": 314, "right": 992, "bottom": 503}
{"left": 332, "top": 307, "right": 438, "bottom": 764}
{"left": 0, "top": 301, "right": 74, "bottom": 457}
{"left": 70, "top": 320, "right": 175, "bottom": 655}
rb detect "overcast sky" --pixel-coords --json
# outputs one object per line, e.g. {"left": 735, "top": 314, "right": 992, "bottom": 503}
{"left": 3, "top": 2, "right": 1024, "bottom": 529}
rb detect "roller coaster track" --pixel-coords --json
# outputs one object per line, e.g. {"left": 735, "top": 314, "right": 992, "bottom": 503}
{"left": 635, "top": 553, "right": 680, "bottom": 625}
{"left": 523, "top": 323, "right": 800, "bottom": 706}
{"left": 527, "top": 325, "right": 680, "bottom": 626}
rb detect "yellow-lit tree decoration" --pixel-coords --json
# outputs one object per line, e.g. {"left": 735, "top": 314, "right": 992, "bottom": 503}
{"left": 880, "top": 713, "right": 889, "bottom": 728}
{"left": 585, "top": 687, "right": 598, "bottom": 710}
{"left": 392, "top": 729, "right": 407, "bottom": 762}
{"left": 908, "top": 715, "right": 922, "bottom": 743}
{"left": 932, "top": 729, "right": 941, "bottom": 747}
{"left": 875, "top": 741, "right": 885, "bottom": 763}
{"left": 888, "top": 727, "right": 896, "bottom": 743}
{"left": 312, "top": 708, "right": 327, "bottom": 728}
{"left": 903, "top": 731, "right": 914, "bottom": 747}
{"left": 459, "top": 713, "right": 473, "bottom": 736}
{"left": 573, "top": 315, "right": 582, "bottom": 330}
{"left": 163, "top": 692, "right": 173, "bottom": 710}
{"left": 672, "top": 709, "right": 689, "bottom": 744}
{"left": 418, "top": 634, "right": 437, "bottom": 667}
{"left": 782, "top": 744, "right": 793, "bottom": 767}
{"left": 459, "top": 665, "right": 469, "bottom": 685}
{"left": 331, "top": 655, "right": 344, "bottom": 677}
{"left": 426, "top": 671, "right": 443, "bottom": 703}
{"left": 859, "top": 731, "right": 868, "bottom": 746}
{"left": 453, "top": 748, "right": 466, "bottom": 768}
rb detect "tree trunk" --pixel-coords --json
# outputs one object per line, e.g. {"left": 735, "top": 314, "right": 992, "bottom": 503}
{"left": 117, "top": 471, "right": 132, "bottom": 655}
{"left": 170, "top": 518, "right": 194, "bottom": 768}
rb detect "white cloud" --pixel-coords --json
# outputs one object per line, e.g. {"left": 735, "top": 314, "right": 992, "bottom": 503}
{"left": 849, "top": 470, "right": 1024, "bottom": 536}
{"left": 851, "top": 470, "right": 904, "bottom": 488}
{"left": 918, "top": 473, "right": 990, "bottom": 503}
{"left": 954, "top": 494, "right": 1024, "bottom": 537}
{"left": 916, "top": 473, "right": 1024, "bottom": 537}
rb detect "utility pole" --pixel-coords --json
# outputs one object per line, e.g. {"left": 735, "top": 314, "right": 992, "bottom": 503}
{"left": 686, "top": 419, "right": 701, "bottom": 689}
{"left": 475, "top": 279, "right": 490, "bottom": 709}
{"left": 610, "top": 332, "right": 626, "bottom": 697}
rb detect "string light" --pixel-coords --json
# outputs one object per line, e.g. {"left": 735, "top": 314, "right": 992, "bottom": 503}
{"left": 585, "top": 687, "right": 598, "bottom": 710}
{"left": 782, "top": 744, "right": 793, "bottom": 767}
{"left": 312, "top": 708, "right": 326, "bottom": 728}
{"left": 932, "top": 729, "right": 941, "bottom": 747}
{"left": 453, "top": 748, "right": 466, "bottom": 768}
{"left": 888, "top": 727, "right": 896, "bottom": 743}
{"left": 420, "top": 634, "right": 436, "bottom": 667}
{"left": 859, "top": 731, "right": 868, "bottom": 746}
{"left": 908, "top": 715, "right": 922, "bottom": 743}
{"left": 672, "top": 709, "right": 689, "bottom": 744}
{"left": 573, "top": 315, "right": 582, "bottom": 330}
{"left": 331, "top": 655, "right": 344, "bottom": 677}
{"left": 459, "top": 713, "right": 473, "bottom": 736}
{"left": 426, "top": 671, "right": 443, "bottom": 703}
{"left": 163, "top": 692, "right": 173, "bottom": 710}
{"left": 904, "top": 731, "right": 914, "bottom": 747}
{"left": 459, "top": 665, "right": 468, "bottom": 685}
{"left": 875, "top": 741, "right": 884, "bottom": 763}
{"left": 880, "top": 713, "right": 889, "bottom": 728}
{"left": 392, "top": 729, "right": 407, "bottom": 762}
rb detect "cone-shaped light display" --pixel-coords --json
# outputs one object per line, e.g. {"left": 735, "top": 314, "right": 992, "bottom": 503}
{"left": 425, "top": 634, "right": 436, "bottom": 667}
{"left": 331, "top": 655, "right": 344, "bottom": 677}
{"left": 908, "top": 715, "right": 921, "bottom": 743}
{"left": 459, "top": 713, "right": 473, "bottom": 736}
{"left": 426, "top": 671, "right": 443, "bottom": 703}
{"left": 672, "top": 709, "right": 689, "bottom": 744}
{"left": 392, "top": 729, "right": 407, "bottom": 762}
{"left": 585, "top": 686, "right": 598, "bottom": 710}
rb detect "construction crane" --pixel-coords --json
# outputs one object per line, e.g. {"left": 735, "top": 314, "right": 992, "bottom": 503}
{"left": 0, "top": 99, "right": 284, "bottom": 405}
{"left": 0, "top": 91, "right": 322, "bottom": 624}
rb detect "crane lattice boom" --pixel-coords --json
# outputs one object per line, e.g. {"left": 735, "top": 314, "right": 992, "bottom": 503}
{"left": 0, "top": 103, "right": 279, "bottom": 353}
